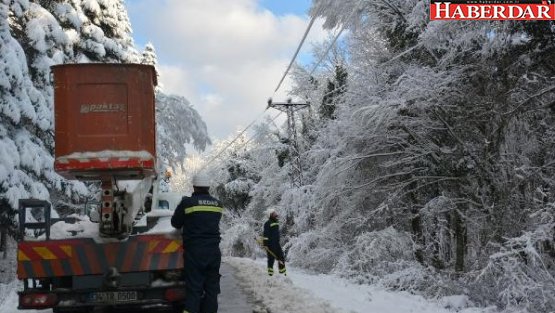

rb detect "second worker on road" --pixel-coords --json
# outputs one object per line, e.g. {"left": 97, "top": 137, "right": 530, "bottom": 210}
{"left": 262, "top": 208, "right": 287, "bottom": 276}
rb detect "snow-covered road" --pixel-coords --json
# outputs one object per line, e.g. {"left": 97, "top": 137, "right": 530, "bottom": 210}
{"left": 0, "top": 262, "right": 253, "bottom": 313}
{"left": 0, "top": 257, "right": 497, "bottom": 313}
{"left": 226, "top": 257, "right": 497, "bottom": 313}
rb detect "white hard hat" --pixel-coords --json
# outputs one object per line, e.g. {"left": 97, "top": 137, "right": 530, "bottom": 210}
{"left": 192, "top": 173, "right": 211, "bottom": 187}
{"left": 266, "top": 208, "right": 276, "bottom": 217}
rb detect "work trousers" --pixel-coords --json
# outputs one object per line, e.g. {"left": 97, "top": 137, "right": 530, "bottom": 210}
{"left": 183, "top": 241, "right": 221, "bottom": 313}
{"left": 266, "top": 243, "right": 286, "bottom": 275}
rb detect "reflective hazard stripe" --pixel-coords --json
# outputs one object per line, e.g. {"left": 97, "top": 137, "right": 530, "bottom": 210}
{"left": 18, "top": 250, "right": 30, "bottom": 261}
{"left": 18, "top": 245, "right": 73, "bottom": 261}
{"left": 162, "top": 240, "right": 181, "bottom": 253}
{"left": 279, "top": 268, "right": 287, "bottom": 273}
{"left": 17, "top": 235, "right": 184, "bottom": 279}
{"left": 33, "top": 247, "right": 57, "bottom": 260}
{"left": 270, "top": 223, "right": 279, "bottom": 227}
{"left": 185, "top": 206, "right": 223, "bottom": 214}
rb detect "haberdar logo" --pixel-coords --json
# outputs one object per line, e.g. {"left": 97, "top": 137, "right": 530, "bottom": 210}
{"left": 430, "top": 0, "right": 555, "bottom": 20}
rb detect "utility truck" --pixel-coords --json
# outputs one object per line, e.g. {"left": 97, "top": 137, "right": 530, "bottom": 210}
{"left": 17, "top": 64, "right": 184, "bottom": 312}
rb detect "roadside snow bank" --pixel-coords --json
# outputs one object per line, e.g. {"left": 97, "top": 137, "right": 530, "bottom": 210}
{"left": 226, "top": 257, "right": 343, "bottom": 313}
{"left": 226, "top": 257, "right": 498, "bottom": 313}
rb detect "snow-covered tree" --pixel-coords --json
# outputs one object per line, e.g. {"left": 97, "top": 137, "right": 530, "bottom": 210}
{"left": 297, "top": 1, "right": 555, "bottom": 310}
{"left": 156, "top": 92, "right": 211, "bottom": 170}
{"left": 209, "top": 1, "right": 555, "bottom": 311}
{"left": 136, "top": 41, "right": 209, "bottom": 170}
{"left": 0, "top": 0, "right": 75, "bottom": 236}
{"left": 47, "top": 0, "right": 138, "bottom": 62}
{"left": 140, "top": 42, "right": 157, "bottom": 66}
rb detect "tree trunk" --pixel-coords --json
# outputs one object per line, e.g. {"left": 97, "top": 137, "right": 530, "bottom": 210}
{"left": 408, "top": 187, "right": 424, "bottom": 264}
{"left": 453, "top": 208, "right": 465, "bottom": 272}
{"left": 411, "top": 208, "right": 424, "bottom": 264}
{"left": 0, "top": 227, "right": 7, "bottom": 260}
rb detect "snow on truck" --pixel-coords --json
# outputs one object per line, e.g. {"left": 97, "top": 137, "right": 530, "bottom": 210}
{"left": 16, "top": 64, "right": 185, "bottom": 312}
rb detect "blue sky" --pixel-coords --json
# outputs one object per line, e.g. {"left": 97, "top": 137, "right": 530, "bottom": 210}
{"left": 125, "top": 0, "right": 327, "bottom": 143}
{"left": 260, "top": 0, "right": 311, "bottom": 15}
{"left": 129, "top": 0, "right": 312, "bottom": 47}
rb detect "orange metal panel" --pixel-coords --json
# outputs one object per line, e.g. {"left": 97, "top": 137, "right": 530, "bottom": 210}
{"left": 51, "top": 64, "right": 157, "bottom": 179}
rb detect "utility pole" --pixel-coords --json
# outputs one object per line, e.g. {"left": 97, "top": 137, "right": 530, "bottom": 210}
{"left": 268, "top": 98, "right": 309, "bottom": 187}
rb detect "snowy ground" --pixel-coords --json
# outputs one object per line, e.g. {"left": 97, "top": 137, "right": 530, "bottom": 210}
{"left": 226, "top": 257, "right": 498, "bottom": 313}
{"left": 0, "top": 280, "right": 47, "bottom": 313}
{"left": 0, "top": 241, "right": 47, "bottom": 313}
{"left": 0, "top": 250, "right": 499, "bottom": 313}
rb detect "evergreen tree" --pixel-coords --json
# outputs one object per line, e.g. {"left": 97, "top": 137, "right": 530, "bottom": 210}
{"left": 156, "top": 93, "right": 211, "bottom": 170}
{"left": 320, "top": 64, "right": 347, "bottom": 120}
{"left": 141, "top": 42, "right": 157, "bottom": 66}
{"left": 0, "top": 0, "right": 56, "bottom": 237}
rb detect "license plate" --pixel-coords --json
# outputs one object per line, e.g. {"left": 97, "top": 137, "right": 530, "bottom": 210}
{"left": 88, "top": 291, "right": 138, "bottom": 304}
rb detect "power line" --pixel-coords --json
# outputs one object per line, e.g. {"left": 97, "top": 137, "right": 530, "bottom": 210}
{"left": 200, "top": 111, "right": 284, "bottom": 170}
{"left": 197, "top": 13, "right": 317, "bottom": 171}
{"left": 308, "top": 5, "right": 358, "bottom": 76}
{"left": 239, "top": 112, "right": 283, "bottom": 148}
{"left": 274, "top": 14, "right": 318, "bottom": 93}
{"left": 199, "top": 11, "right": 323, "bottom": 171}
{"left": 200, "top": 108, "right": 269, "bottom": 170}
{"left": 308, "top": 26, "right": 346, "bottom": 76}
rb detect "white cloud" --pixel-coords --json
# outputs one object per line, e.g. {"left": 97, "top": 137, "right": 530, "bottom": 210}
{"left": 127, "top": 0, "right": 328, "bottom": 141}
{"left": 157, "top": 64, "right": 195, "bottom": 97}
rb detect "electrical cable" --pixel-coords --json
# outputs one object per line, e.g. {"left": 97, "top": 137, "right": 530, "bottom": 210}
{"left": 200, "top": 110, "right": 285, "bottom": 169}
{"left": 199, "top": 111, "right": 283, "bottom": 170}
{"left": 274, "top": 14, "right": 318, "bottom": 93}
{"left": 308, "top": 5, "right": 358, "bottom": 76}
{"left": 200, "top": 108, "right": 268, "bottom": 169}
{"left": 198, "top": 8, "right": 324, "bottom": 171}
{"left": 308, "top": 26, "right": 345, "bottom": 76}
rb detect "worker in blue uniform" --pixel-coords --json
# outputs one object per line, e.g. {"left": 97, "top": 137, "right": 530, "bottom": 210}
{"left": 171, "top": 173, "right": 223, "bottom": 313}
{"left": 262, "top": 208, "right": 286, "bottom": 276}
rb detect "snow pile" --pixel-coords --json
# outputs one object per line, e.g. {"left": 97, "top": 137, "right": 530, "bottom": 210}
{"left": 226, "top": 257, "right": 498, "bottom": 313}
{"left": 226, "top": 257, "right": 342, "bottom": 313}
{"left": 0, "top": 238, "right": 17, "bottom": 283}
{"left": 48, "top": 215, "right": 99, "bottom": 240}
{"left": 145, "top": 216, "right": 180, "bottom": 239}
{"left": 147, "top": 209, "right": 175, "bottom": 217}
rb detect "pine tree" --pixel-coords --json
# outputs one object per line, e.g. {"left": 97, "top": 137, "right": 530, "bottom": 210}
{"left": 141, "top": 42, "right": 157, "bottom": 66}
{"left": 156, "top": 93, "right": 211, "bottom": 170}
{"left": 320, "top": 64, "right": 347, "bottom": 120}
{"left": 0, "top": 0, "right": 51, "bottom": 236}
